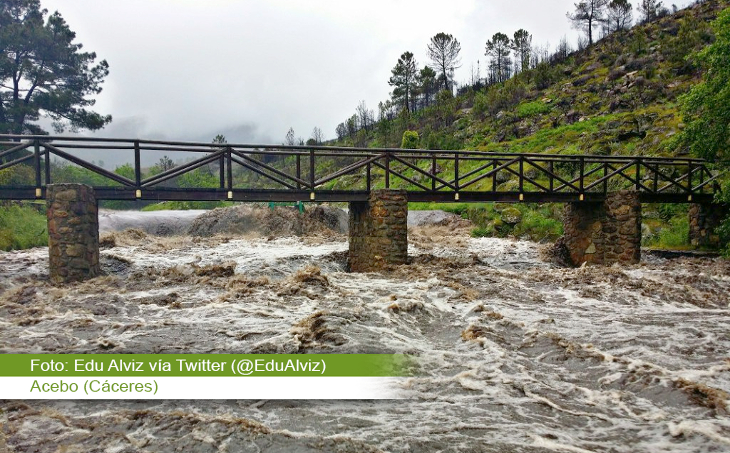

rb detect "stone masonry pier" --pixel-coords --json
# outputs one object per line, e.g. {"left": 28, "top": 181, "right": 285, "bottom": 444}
{"left": 47, "top": 184, "right": 100, "bottom": 284}
{"left": 42, "top": 183, "right": 724, "bottom": 279}
{"left": 348, "top": 189, "right": 408, "bottom": 272}
{"left": 562, "top": 190, "right": 641, "bottom": 266}
{"left": 689, "top": 203, "right": 728, "bottom": 248}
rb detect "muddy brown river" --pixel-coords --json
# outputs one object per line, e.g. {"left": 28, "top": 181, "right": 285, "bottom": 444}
{"left": 0, "top": 220, "right": 728, "bottom": 452}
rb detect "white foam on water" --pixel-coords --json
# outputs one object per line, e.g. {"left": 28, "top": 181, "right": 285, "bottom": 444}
{"left": 1, "top": 234, "right": 728, "bottom": 452}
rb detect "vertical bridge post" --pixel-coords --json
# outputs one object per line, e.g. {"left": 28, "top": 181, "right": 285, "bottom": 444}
{"left": 562, "top": 190, "right": 641, "bottom": 266}
{"left": 689, "top": 203, "right": 728, "bottom": 248}
{"left": 348, "top": 189, "right": 408, "bottom": 272}
{"left": 47, "top": 184, "right": 100, "bottom": 284}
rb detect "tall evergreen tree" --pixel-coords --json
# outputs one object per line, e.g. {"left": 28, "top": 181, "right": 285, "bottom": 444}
{"left": 511, "top": 29, "right": 533, "bottom": 74}
{"left": 0, "top": 0, "right": 111, "bottom": 134}
{"left": 426, "top": 32, "right": 462, "bottom": 92}
{"left": 388, "top": 51, "right": 418, "bottom": 113}
{"left": 417, "top": 66, "right": 438, "bottom": 109}
{"left": 606, "top": 0, "right": 633, "bottom": 32}
{"left": 485, "top": 33, "right": 512, "bottom": 84}
{"left": 638, "top": 0, "right": 663, "bottom": 22}
{"left": 567, "top": 0, "right": 609, "bottom": 46}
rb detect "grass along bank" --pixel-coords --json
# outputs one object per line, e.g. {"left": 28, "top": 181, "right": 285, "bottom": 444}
{"left": 0, "top": 203, "right": 48, "bottom": 251}
{"left": 410, "top": 201, "right": 695, "bottom": 250}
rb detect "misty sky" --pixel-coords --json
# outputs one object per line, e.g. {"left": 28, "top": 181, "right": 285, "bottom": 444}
{"left": 38, "top": 0, "right": 696, "bottom": 146}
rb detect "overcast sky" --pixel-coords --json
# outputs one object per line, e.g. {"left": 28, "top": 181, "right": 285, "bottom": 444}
{"left": 39, "top": 0, "right": 696, "bottom": 147}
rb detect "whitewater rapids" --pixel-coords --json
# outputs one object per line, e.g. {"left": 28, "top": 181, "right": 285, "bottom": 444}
{"left": 0, "top": 221, "right": 728, "bottom": 452}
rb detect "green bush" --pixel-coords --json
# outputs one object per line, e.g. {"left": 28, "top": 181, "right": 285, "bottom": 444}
{"left": 473, "top": 91, "right": 490, "bottom": 116}
{"left": 114, "top": 164, "right": 135, "bottom": 180}
{"left": 0, "top": 204, "right": 48, "bottom": 251}
{"left": 533, "top": 61, "right": 561, "bottom": 90}
{"left": 655, "top": 203, "right": 685, "bottom": 222}
{"left": 0, "top": 165, "right": 35, "bottom": 186}
{"left": 657, "top": 218, "right": 690, "bottom": 249}
{"left": 511, "top": 208, "right": 563, "bottom": 240}
{"left": 401, "top": 130, "right": 420, "bottom": 149}
{"left": 473, "top": 79, "right": 529, "bottom": 117}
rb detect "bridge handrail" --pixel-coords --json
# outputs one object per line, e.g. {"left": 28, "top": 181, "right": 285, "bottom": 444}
{"left": 0, "top": 134, "right": 722, "bottom": 204}
{"left": 0, "top": 134, "right": 714, "bottom": 163}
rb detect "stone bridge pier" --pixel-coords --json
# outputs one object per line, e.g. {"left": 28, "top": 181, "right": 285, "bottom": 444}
{"left": 689, "top": 203, "right": 728, "bottom": 248}
{"left": 45, "top": 184, "right": 410, "bottom": 279}
{"left": 43, "top": 184, "right": 724, "bottom": 279}
{"left": 348, "top": 189, "right": 408, "bottom": 272}
{"left": 561, "top": 190, "right": 641, "bottom": 266}
{"left": 47, "top": 184, "right": 100, "bottom": 284}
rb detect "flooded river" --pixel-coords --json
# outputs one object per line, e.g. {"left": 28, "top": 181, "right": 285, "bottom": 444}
{"left": 0, "top": 218, "right": 728, "bottom": 452}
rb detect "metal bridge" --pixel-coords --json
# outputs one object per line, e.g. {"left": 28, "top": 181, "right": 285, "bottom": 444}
{"left": 0, "top": 135, "right": 720, "bottom": 204}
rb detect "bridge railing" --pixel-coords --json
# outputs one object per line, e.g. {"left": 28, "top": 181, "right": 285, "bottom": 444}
{"left": 0, "top": 134, "right": 721, "bottom": 203}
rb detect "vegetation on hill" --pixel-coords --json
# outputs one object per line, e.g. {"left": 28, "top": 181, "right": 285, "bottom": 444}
{"left": 335, "top": 1, "right": 724, "bottom": 156}
{"left": 326, "top": 0, "right": 728, "bottom": 250}
{"left": 676, "top": 6, "right": 730, "bottom": 252}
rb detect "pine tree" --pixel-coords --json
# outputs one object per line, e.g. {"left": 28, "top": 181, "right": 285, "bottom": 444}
{"left": 609, "top": 0, "right": 633, "bottom": 32}
{"left": 0, "top": 0, "right": 111, "bottom": 134}
{"left": 567, "top": 0, "right": 609, "bottom": 46}
{"left": 426, "top": 33, "right": 462, "bottom": 92}
{"left": 485, "top": 33, "right": 512, "bottom": 84}
{"left": 511, "top": 29, "right": 533, "bottom": 73}
{"left": 388, "top": 52, "right": 418, "bottom": 113}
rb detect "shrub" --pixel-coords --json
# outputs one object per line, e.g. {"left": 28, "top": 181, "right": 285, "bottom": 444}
{"left": 474, "top": 79, "right": 529, "bottom": 117}
{"left": 512, "top": 208, "right": 563, "bottom": 241}
{"left": 473, "top": 91, "right": 490, "bottom": 116}
{"left": 0, "top": 204, "right": 48, "bottom": 251}
{"left": 534, "top": 61, "right": 560, "bottom": 90}
{"left": 629, "top": 29, "right": 649, "bottom": 55}
{"left": 401, "top": 130, "right": 420, "bottom": 149}
{"left": 0, "top": 165, "right": 35, "bottom": 186}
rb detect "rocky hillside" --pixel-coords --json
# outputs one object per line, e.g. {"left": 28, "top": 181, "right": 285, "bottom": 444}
{"left": 347, "top": 0, "right": 728, "bottom": 159}
{"left": 322, "top": 1, "right": 729, "bottom": 249}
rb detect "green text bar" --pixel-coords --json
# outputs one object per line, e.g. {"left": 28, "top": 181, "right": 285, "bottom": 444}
{"left": 0, "top": 354, "right": 415, "bottom": 377}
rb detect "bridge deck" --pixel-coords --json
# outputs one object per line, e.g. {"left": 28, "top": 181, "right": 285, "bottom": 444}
{"left": 0, "top": 135, "right": 720, "bottom": 204}
{"left": 0, "top": 187, "right": 714, "bottom": 204}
